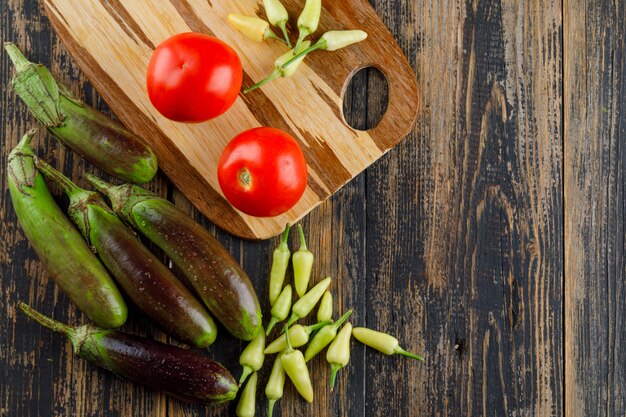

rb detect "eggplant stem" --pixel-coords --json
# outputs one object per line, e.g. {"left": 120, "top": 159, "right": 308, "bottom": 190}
{"left": 34, "top": 158, "right": 84, "bottom": 197}
{"left": 4, "top": 42, "right": 32, "bottom": 73}
{"left": 18, "top": 302, "right": 73, "bottom": 336}
{"left": 85, "top": 173, "right": 114, "bottom": 196}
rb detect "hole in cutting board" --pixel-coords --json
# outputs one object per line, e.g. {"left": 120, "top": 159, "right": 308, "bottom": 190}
{"left": 342, "top": 66, "right": 389, "bottom": 131}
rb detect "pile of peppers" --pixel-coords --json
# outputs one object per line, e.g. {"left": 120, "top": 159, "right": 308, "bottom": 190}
{"left": 227, "top": 0, "right": 368, "bottom": 92}
{"left": 235, "top": 224, "right": 424, "bottom": 417}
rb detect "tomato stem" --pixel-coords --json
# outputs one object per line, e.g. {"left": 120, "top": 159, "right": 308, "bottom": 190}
{"left": 238, "top": 168, "right": 252, "bottom": 188}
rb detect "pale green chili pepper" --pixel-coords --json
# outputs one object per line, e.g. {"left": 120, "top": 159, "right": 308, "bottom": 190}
{"left": 264, "top": 321, "right": 331, "bottom": 354}
{"left": 228, "top": 14, "right": 284, "bottom": 43}
{"left": 282, "top": 30, "right": 368, "bottom": 68}
{"left": 352, "top": 327, "right": 424, "bottom": 360}
{"left": 265, "top": 353, "right": 286, "bottom": 417}
{"left": 268, "top": 225, "right": 291, "bottom": 305}
{"left": 293, "top": 224, "right": 314, "bottom": 297}
{"left": 317, "top": 291, "right": 333, "bottom": 323}
{"left": 294, "top": 0, "right": 321, "bottom": 51}
{"left": 236, "top": 371, "right": 257, "bottom": 417}
{"left": 326, "top": 322, "right": 352, "bottom": 390}
{"left": 286, "top": 277, "right": 331, "bottom": 327}
{"left": 239, "top": 331, "right": 265, "bottom": 384}
{"left": 244, "top": 41, "right": 311, "bottom": 93}
{"left": 266, "top": 285, "right": 292, "bottom": 335}
{"left": 280, "top": 325, "right": 313, "bottom": 403}
{"left": 304, "top": 310, "right": 352, "bottom": 362}
{"left": 263, "top": 0, "right": 291, "bottom": 47}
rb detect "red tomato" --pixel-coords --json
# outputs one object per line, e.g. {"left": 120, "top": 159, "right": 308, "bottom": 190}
{"left": 217, "top": 127, "right": 308, "bottom": 217}
{"left": 146, "top": 32, "right": 242, "bottom": 122}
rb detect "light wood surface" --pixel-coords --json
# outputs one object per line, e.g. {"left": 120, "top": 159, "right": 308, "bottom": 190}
{"left": 43, "top": 0, "right": 419, "bottom": 239}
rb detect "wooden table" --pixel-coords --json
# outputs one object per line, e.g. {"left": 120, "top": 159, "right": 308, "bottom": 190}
{"left": 1, "top": 1, "right": 624, "bottom": 416}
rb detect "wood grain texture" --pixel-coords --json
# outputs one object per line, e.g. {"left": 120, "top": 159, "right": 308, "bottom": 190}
{"left": 564, "top": 1, "right": 626, "bottom": 416}
{"left": 363, "top": 0, "right": 564, "bottom": 415}
{"left": 42, "top": 0, "right": 420, "bottom": 240}
{"left": 3, "top": 0, "right": 625, "bottom": 417}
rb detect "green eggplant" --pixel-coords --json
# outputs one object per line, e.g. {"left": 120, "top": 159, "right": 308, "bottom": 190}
{"left": 7, "top": 129, "right": 127, "bottom": 328}
{"left": 35, "top": 159, "right": 217, "bottom": 348}
{"left": 19, "top": 303, "right": 238, "bottom": 405}
{"left": 5, "top": 42, "right": 157, "bottom": 184}
{"left": 86, "top": 175, "right": 263, "bottom": 341}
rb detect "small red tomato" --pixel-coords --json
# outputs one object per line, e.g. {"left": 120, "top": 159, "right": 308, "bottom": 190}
{"left": 146, "top": 32, "right": 242, "bottom": 122}
{"left": 218, "top": 127, "right": 308, "bottom": 217}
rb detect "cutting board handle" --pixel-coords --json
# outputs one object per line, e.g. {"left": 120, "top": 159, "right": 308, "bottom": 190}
{"left": 337, "top": 30, "right": 420, "bottom": 149}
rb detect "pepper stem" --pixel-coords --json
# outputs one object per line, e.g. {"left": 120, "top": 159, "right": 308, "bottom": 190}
{"left": 285, "top": 313, "right": 298, "bottom": 328}
{"left": 266, "top": 317, "right": 279, "bottom": 335}
{"left": 284, "top": 38, "right": 325, "bottom": 69}
{"left": 284, "top": 325, "right": 293, "bottom": 351}
{"left": 293, "top": 29, "right": 310, "bottom": 54}
{"left": 265, "top": 30, "right": 287, "bottom": 45}
{"left": 279, "top": 224, "right": 290, "bottom": 247}
{"left": 297, "top": 224, "right": 308, "bottom": 251}
{"left": 85, "top": 173, "right": 115, "bottom": 197}
{"left": 268, "top": 399, "right": 277, "bottom": 417}
{"left": 395, "top": 346, "right": 424, "bottom": 361}
{"left": 278, "top": 21, "right": 291, "bottom": 47}
{"left": 35, "top": 157, "right": 90, "bottom": 200}
{"left": 239, "top": 366, "right": 253, "bottom": 385}
{"left": 18, "top": 302, "right": 74, "bottom": 337}
{"left": 4, "top": 42, "right": 32, "bottom": 73}
{"left": 329, "top": 363, "right": 341, "bottom": 391}
{"left": 307, "top": 320, "right": 333, "bottom": 333}
{"left": 243, "top": 70, "right": 280, "bottom": 94}
{"left": 332, "top": 310, "right": 353, "bottom": 329}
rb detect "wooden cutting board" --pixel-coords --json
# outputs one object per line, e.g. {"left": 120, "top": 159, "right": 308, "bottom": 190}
{"left": 43, "top": 0, "right": 419, "bottom": 239}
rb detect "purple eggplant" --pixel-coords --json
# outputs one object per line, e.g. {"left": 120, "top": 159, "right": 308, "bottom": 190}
{"left": 18, "top": 303, "right": 237, "bottom": 405}
{"left": 86, "top": 175, "right": 262, "bottom": 341}
{"left": 35, "top": 159, "right": 217, "bottom": 348}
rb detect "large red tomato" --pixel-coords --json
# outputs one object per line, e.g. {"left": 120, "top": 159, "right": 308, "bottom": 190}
{"left": 217, "top": 127, "right": 308, "bottom": 217}
{"left": 146, "top": 32, "right": 242, "bottom": 122}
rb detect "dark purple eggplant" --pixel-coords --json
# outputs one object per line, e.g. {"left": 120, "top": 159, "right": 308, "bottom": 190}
{"left": 86, "top": 175, "right": 262, "bottom": 341}
{"left": 18, "top": 303, "right": 237, "bottom": 405}
{"left": 35, "top": 159, "right": 217, "bottom": 348}
{"left": 5, "top": 43, "right": 158, "bottom": 184}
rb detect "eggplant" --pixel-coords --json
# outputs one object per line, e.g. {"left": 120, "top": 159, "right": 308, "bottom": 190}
{"left": 18, "top": 303, "right": 238, "bottom": 405}
{"left": 86, "top": 175, "right": 263, "bottom": 341}
{"left": 7, "top": 129, "right": 127, "bottom": 328}
{"left": 36, "top": 159, "right": 217, "bottom": 348}
{"left": 5, "top": 42, "right": 158, "bottom": 184}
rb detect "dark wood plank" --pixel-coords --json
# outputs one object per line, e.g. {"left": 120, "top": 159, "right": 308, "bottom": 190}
{"left": 564, "top": 1, "right": 626, "bottom": 416}
{"left": 360, "top": 0, "right": 564, "bottom": 416}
